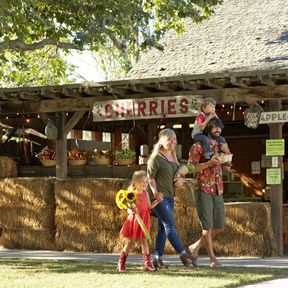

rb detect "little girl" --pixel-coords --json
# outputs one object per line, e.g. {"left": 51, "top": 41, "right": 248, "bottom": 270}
{"left": 117, "top": 170, "right": 158, "bottom": 272}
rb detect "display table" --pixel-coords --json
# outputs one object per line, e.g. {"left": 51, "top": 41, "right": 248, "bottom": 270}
{"left": 18, "top": 164, "right": 140, "bottom": 178}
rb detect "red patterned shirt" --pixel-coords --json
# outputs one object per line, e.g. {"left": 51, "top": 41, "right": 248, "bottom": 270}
{"left": 188, "top": 142, "right": 223, "bottom": 196}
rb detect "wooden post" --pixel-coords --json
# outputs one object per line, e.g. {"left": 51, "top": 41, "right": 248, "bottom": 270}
{"left": 56, "top": 112, "right": 67, "bottom": 179}
{"left": 148, "top": 123, "right": 157, "bottom": 153}
{"left": 56, "top": 111, "right": 86, "bottom": 179}
{"left": 112, "top": 127, "right": 122, "bottom": 151}
{"left": 181, "top": 123, "right": 190, "bottom": 159}
{"left": 269, "top": 100, "right": 283, "bottom": 256}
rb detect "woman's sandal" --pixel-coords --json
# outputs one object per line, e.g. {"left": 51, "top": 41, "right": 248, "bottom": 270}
{"left": 210, "top": 260, "right": 222, "bottom": 268}
{"left": 188, "top": 246, "right": 199, "bottom": 266}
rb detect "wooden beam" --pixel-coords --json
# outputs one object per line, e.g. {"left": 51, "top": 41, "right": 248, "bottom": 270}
{"left": 62, "top": 87, "right": 83, "bottom": 98}
{"left": 135, "top": 124, "right": 148, "bottom": 143}
{"left": 63, "top": 111, "right": 86, "bottom": 135}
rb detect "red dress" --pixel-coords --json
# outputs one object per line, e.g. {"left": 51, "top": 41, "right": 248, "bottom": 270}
{"left": 119, "top": 190, "right": 151, "bottom": 239}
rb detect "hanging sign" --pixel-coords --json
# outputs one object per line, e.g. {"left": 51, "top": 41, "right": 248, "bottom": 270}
{"left": 266, "top": 168, "right": 281, "bottom": 185}
{"left": 92, "top": 95, "right": 202, "bottom": 122}
{"left": 266, "top": 139, "right": 285, "bottom": 156}
{"left": 259, "top": 111, "right": 288, "bottom": 124}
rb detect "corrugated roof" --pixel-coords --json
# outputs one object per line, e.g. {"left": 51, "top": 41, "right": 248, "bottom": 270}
{"left": 127, "top": 0, "right": 288, "bottom": 79}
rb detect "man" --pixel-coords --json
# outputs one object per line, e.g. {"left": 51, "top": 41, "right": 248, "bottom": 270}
{"left": 188, "top": 117, "right": 229, "bottom": 268}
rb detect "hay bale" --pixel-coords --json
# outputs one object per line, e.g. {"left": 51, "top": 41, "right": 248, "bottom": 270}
{"left": 0, "top": 157, "right": 17, "bottom": 178}
{"left": 55, "top": 178, "right": 130, "bottom": 206}
{"left": 0, "top": 178, "right": 56, "bottom": 207}
{"left": 213, "top": 202, "right": 277, "bottom": 257}
{"left": 0, "top": 177, "right": 56, "bottom": 250}
{"left": 150, "top": 203, "right": 276, "bottom": 257}
{"left": 0, "top": 206, "right": 55, "bottom": 230}
{"left": 55, "top": 227, "right": 126, "bottom": 253}
{"left": 0, "top": 228, "right": 55, "bottom": 250}
{"left": 174, "top": 179, "right": 196, "bottom": 207}
{"left": 56, "top": 205, "right": 127, "bottom": 231}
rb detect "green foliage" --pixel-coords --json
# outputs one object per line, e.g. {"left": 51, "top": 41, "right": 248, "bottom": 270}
{"left": 0, "top": 258, "right": 287, "bottom": 288}
{"left": 0, "top": 0, "right": 222, "bottom": 83}
{"left": 114, "top": 149, "right": 136, "bottom": 159}
{"left": 0, "top": 47, "right": 75, "bottom": 87}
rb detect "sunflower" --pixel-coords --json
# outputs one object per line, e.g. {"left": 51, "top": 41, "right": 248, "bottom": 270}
{"left": 125, "top": 190, "right": 136, "bottom": 203}
{"left": 115, "top": 189, "right": 136, "bottom": 209}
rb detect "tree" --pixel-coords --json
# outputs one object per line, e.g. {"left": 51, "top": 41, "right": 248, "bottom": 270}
{"left": 0, "top": 0, "right": 222, "bottom": 84}
{"left": 0, "top": 47, "right": 75, "bottom": 87}
{"left": 0, "top": 0, "right": 222, "bottom": 54}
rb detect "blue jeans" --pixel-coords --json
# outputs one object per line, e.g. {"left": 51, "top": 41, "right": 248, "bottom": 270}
{"left": 152, "top": 198, "right": 185, "bottom": 256}
{"left": 194, "top": 133, "right": 226, "bottom": 159}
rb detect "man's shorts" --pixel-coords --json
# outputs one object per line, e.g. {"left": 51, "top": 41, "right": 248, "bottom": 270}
{"left": 195, "top": 189, "right": 224, "bottom": 230}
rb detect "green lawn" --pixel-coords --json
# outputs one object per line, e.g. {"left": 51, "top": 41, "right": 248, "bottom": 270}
{"left": 0, "top": 258, "right": 287, "bottom": 288}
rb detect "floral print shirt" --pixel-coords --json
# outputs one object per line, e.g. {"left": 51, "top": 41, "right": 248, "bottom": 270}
{"left": 188, "top": 142, "right": 223, "bottom": 196}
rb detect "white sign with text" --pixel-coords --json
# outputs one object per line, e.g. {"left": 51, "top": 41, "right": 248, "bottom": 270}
{"left": 93, "top": 95, "right": 202, "bottom": 121}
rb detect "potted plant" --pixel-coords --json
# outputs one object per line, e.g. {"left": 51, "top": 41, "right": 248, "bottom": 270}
{"left": 67, "top": 147, "right": 88, "bottom": 166}
{"left": 114, "top": 149, "right": 136, "bottom": 165}
{"left": 93, "top": 149, "right": 113, "bottom": 165}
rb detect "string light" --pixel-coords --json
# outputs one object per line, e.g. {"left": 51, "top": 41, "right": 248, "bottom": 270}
{"left": 37, "top": 114, "right": 40, "bottom": 119}
{"left": 6, "top": 116, "right": 8, "bottom": 120}
{"left": 222, "top": 104, "right": 225, "bottom": 108}
{"left": 230, "top": 105, "right": 233, "bottom": 109}
{"left": 239, "top": 107, "right": 242, "bottom": 110}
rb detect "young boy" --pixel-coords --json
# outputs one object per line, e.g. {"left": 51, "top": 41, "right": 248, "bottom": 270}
{"left": 191, "top": 97, "right": 231, "bottom": 160}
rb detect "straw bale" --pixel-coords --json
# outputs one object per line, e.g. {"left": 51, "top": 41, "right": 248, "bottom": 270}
{"left": 55, "top": 227, "right": 126, "bottom": 253}
{"left": 55, "top": 205, "right": 127, "bottom": 231}
{"left": 213, "top": 202, "right": 277, "bottom": 256}
{"left": 150, "top": 203, "right": 276, "bottom": 257}
{"left": 55, "top": 178, "right": 130, "bottom": 206}
{"left": 0, "top": 228, "right": 55, "bottom": 250}
{"left": 174, "top": 179, "right": 196, "bottom": 207}
{"left": 0, "top": 177, "right": 56, "bottom": 208}
{"left": 0, "top": 206, "right": 55, "bottom": 230}
{"left": 0, "top": 157, "right": 17, "bottom": 178}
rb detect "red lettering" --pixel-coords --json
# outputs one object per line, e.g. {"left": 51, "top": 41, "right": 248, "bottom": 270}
{"left": 179, "top": 98, "right": 189, "bottom": 113}
{"left": 126, "top": 101, "right": 133, "bottom": 117}
{"left": 149, "top": 101, "right": 158, "bottom": 115}
{"left": 161, "top": 100, "right": 165, "bottom": 114}
{"left": 137, "top": 101, "right": 146, "bottom": 116}
{"left": 105, "top": 104, "right": 113, "bottom": 117}
{"left": 119, "top": 103, "right": 125, "bottom": 117}
{"left": 167, "top": 99, "right": 176, "bottom": 114}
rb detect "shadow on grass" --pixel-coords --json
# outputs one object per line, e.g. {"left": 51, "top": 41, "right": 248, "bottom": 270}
{"left": 0, "top": 259, "right": 287, "bottom": 287}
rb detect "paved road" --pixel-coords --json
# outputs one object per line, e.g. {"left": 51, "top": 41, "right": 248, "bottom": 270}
{"left": 0, "top": 249, "right": 287, "bottom": 287}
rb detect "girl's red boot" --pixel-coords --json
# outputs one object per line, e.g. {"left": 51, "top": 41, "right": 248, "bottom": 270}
{"left": 143, "top": 253, "right": 157, "bottom": 272}
{"left": 118, "top": 251, "right": 127, "bottom": 272}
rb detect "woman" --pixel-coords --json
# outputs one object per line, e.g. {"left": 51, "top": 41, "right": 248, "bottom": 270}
{"left": 147, "top": 128, "right": 196, "bottom": 268}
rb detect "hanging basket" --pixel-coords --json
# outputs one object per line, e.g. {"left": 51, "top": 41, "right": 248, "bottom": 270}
{"left": 40, "top": 159, "right": 56, "bottom": 167}
{"left": 68, "top": 159, "right": 87, "bottom": 166}
{"left": 116, "top": 158, "right": 135, "bottom": 166}
{"left": 94, "top": 157, "right": 112, "bottom": 165}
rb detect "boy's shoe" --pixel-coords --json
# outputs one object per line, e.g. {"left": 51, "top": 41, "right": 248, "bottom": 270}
{"left": 222, "top": 161, "right": 233, "bottom": 168}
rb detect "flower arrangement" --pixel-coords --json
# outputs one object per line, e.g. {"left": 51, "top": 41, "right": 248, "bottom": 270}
{"left": 115, "top": 189, "right": 151, "bottom": 241}
{"left": 36, "top": 146, "right": 56, "bottom": 160}
{"left": 68, "top": 147, "right": 88, "bottom": 160}
{"left": 174, "top": 163, "right": 195, "bottom": 179}
{"left": 93, "top": 149, "right": 113, "bottom": 159}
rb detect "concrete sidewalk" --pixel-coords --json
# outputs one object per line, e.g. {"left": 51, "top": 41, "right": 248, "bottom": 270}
{"left": 0, "top": 249, "right": 287, "bottom": 287}
{"left": 1, "top": 248, "right": 288, "bottom": 268}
